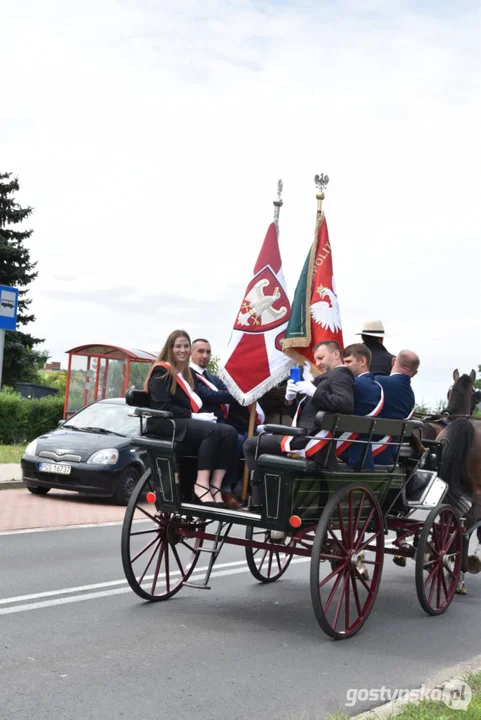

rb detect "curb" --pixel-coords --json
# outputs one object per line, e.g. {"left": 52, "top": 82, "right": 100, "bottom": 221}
{"left": 351, "top": 660, "right": 481, "bottom": 719}
{"left": 0, "top": 480, "right": 24, "bottom": 490}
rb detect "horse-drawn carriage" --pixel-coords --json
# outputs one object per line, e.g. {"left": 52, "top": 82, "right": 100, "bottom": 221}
{"left": 121, "top": 389, "right": 479, "bottom": 640}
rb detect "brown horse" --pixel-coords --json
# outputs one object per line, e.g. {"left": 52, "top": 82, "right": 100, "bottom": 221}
{"left": 420, "top": 369, "right": 481, "bottom": 584}
{"left": 422, "top": 368, "right": 479, "bottom": 440}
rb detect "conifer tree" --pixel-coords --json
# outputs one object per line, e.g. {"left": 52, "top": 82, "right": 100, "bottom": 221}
{"left": 0, "top": 172, "right": 47, "bottom": 386}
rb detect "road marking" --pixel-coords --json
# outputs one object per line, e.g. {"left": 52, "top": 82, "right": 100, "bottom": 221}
{"left": 0, "top": 559, "right": 248, "bottom": 605}
{"left": 0, "top": 520, "right": 125, "bottom": 536}
{"left": 0, "top": 558, "right": 309, "bottom": 616}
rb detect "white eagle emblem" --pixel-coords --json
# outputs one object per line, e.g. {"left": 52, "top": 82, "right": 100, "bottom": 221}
{"left": 237, "top": 279, "right": 288, "bottom": 327}
{"left": 310, "top": 276, "right": 342, "bottom": 333}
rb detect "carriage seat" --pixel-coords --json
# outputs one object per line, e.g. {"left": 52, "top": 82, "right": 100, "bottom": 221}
{"left": 313, "top": 412, "right": 423, "bottom": 439}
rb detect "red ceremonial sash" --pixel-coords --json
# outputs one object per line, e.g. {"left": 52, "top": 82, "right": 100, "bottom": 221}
{"left": 280, "top": 399, "right": 333, "bottom": 458}
{"left": 194, "top": 372, "right": 229, "bottom": 419}
{"left": 156, "top": 362, "right": 202, "bottom": 412}
{"left": 335, "top": 383, "right": 385, "bottom": 456}
{"left": 371, "top": 405, "right": 415, "bottom": 457}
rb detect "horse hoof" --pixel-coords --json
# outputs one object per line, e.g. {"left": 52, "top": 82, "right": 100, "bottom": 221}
{"left": 393, "top": 555, "right": 406, "bottom": 568}
{"left": 456, "top": 583, "right": 467, "bottom": 595}
{"left": 467, "top": 555, "right": 481, "bottom": 575}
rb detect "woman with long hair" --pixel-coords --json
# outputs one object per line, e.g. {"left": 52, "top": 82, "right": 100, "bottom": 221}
{"left": 144, "top": 329, "right": 237, "bottom": 506}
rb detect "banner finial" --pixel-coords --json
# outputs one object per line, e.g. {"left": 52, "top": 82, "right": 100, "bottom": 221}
{"left": 314, "top": 173, "right": 329, "bottom": 213}
{"left": 273, "top": 178, "right": 283, "bottom": 223}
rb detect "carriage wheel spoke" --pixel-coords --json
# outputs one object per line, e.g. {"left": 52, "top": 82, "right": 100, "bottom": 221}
{"left": 151, "top": 542, "right": 165, "bottom": 594}
{"left": 136, "top": 505, "right": 161, "bottom": 523}
{"left": 322, "top": 567, "right": 345, "bottom": 612}
{"left": 355, "top": 532, "right": 379, "bottom": 554}
{"left": 355, "top": 506, "right": 375, "bottom": 548}
{"left": 165, "top": 542, "right": 170, "bottom": 593}
{"left": 444, "top": 530, "right": 457, "bottom": 554}
{"left": 138, "top": 537, "right": 162, "bottom": 584}
{"left": 327, "top": 524, "right": 346, "bottom": 554}
{"left": 352, "top": 493, "right": 366, "bottom": 547}
{"left": 351, "top": 572, "right": 362, "bottom": 616}
{"left": 337, "top": 505, "right": 349, "bottom": 551}
{"left": 332, "top": 572, "right": 349, "bottom": 632}
{"left": 131, "top": 533, "right": 161, "bottom": 564}
{"left": 319, "top": 560, "right": 348, "bottom": 588}
{"left": 171, "top": 543, "right": 188, "bottom": 579}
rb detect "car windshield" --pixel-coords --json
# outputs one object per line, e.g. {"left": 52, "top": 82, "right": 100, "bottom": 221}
{"left": 64, "top": 402, "right": 141, "bottom": 438}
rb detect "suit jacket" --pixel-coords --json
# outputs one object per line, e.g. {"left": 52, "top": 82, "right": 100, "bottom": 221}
{"left": 373, "top": 373, "right": 415, "bottom": 464}
{"left": 192, "top": 369, "right": 232, "bottom": 423}
{"left": 298, "top": 365, "right": 355, "bottom": 432}
{"left": 345, "top": 372, "right": 383, "bottom": 470}
{"left": 363, "top": 336, "right": 395, "bottom": 376}
{"left": 147, "top": 365, "right": 192, "bottom": 441}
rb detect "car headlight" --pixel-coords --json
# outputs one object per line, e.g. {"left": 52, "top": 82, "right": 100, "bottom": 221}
{"left": 25, "top": 440, "right": 38, "bottom": 456}
{"left": 86, "top": 448, "right": 119, "bottom": 465}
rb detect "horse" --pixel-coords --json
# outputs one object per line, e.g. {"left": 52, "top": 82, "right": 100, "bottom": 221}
{"left": 418, "top": 370, "right": 481, "bottom": 588}
{"left": 421, "top": 368, "right": 480, "bottom": 440}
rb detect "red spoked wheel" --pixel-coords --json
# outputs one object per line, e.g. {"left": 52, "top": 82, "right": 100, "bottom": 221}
{"left": 415, "top": 504, "right": 462, "bottom": 615}
{"left": 121, "top": 469, "right": 204, "bottom": 601}
{"left": 310, "top": 483, "right": 384, "bottom": 639}
{"left": 245, "top": 527, "right": 295, "bottom": 582}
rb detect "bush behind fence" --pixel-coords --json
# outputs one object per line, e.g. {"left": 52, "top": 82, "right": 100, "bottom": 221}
{"left": 0, "top": 392, "right": 64, "bottom": 445}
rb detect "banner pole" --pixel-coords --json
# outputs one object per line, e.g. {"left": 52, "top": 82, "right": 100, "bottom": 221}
{"left": 241, "top": 403, "right": 257, "bottom": 500}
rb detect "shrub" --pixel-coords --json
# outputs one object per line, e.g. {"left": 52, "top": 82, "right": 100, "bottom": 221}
{"left": 0, "top": 391, "right": 64, "bottom": 444}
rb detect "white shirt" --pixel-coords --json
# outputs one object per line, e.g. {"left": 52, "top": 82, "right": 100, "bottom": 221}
{"left": 190, "top": 362, "right": 205, "bottom": 375}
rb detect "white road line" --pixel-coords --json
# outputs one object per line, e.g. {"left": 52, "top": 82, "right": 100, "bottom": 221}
{"left": 0, "top": 559, "right": 248, "bottom": 605}
{"left": 0, "top": 520, "right": 125, "bottom": 536}
{"left": 0, "top": 559, "right": 309, "bottom": 616}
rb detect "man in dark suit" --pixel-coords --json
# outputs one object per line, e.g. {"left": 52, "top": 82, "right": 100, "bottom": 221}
{"left": 373, "top": 349, "right": 419, "bottom": 465}
{"left": 243, "top": 340, "right": 354, "bottom": 474}
{"left": 340, "top": 343, "right": 384, "bottom": 470}
{"left": 356, "top": 320, "right": 395, "bottom": 376}
{"left": 190, "top": 338, "right": 244, "bottom": 508}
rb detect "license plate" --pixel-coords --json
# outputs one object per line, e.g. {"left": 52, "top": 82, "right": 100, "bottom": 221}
{"left": 38, "top": 463, "right": 72, "bottom": 475}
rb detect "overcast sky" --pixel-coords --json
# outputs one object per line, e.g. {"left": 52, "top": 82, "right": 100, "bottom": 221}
{"left": 1, "top": 0, "right": 480, "bottom": 407}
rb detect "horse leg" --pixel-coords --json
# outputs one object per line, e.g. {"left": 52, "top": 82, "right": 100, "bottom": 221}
{"left": 456, "top": 571, "right": 467, "bottom": 594}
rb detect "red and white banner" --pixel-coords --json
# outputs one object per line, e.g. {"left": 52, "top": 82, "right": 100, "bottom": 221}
{"left": 335, "top": 384, "right": 384, "bottom": 456}
{"left": 283, "top": 214, "right": 344, "bottom": 374}
{"left": 220, "top": 222, "right": 293, "bottom": 405}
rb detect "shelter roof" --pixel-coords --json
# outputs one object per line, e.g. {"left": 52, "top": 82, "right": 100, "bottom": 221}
{"left": 65, "top": 344, "right": 156, "bottom": 361}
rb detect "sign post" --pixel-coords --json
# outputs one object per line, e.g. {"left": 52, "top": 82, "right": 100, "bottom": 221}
{"left": 0, "top": 284, "right": 19, "bottom": 389}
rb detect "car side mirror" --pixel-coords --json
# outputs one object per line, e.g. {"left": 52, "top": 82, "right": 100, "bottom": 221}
{"left": 58, "top": 419, "right": 65, "bottom": 427}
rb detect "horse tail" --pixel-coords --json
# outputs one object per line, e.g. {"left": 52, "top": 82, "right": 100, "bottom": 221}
{"left": 441, "top": 418, "right": 474, "bottom": 504}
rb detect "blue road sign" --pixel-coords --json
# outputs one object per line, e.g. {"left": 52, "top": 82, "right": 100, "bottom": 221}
{"left": 0, "top": 285, "right": 19, "bottom": 331}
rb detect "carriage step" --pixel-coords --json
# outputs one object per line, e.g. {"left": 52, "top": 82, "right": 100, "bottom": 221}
{"left": 182, "top": 582, "right": 211, "bottom": 589}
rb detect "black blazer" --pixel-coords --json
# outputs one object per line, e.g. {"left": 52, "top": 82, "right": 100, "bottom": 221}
{"left": 362, "top": 337, "right": 395, "bottom": 376}
{"left": 147, "top": 365, "right": 192, "bottom": 441}
{"left": 298, "top": 365, "right": 355, "bottom": 432}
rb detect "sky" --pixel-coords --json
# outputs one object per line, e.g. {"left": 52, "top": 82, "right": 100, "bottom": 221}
{"left": 1, "top": 0, "right": 480, "bottom": 407}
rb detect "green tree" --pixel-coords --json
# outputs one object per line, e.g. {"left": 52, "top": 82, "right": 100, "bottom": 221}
{"left": 0, "top": 172, "right": 47, "bottom": 386}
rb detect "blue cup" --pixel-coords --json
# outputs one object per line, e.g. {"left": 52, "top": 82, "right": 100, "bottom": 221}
{"left": 290, "top": 367, "right": 301, "bottom": 383}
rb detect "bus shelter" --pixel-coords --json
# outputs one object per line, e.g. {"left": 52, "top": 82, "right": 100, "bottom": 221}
{"left": 64, "top": 344, "right": 156, "bottom": 418}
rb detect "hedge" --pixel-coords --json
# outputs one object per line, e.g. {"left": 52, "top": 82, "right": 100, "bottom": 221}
{"left": 0, "top": 391, "right": 65, "bottom": 445}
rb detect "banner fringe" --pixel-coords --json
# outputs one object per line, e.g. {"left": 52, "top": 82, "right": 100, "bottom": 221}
{"left": 219, "top": 362, "right": 294, "bottom": 407}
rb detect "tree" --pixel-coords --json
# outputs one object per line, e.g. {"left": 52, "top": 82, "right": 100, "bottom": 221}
{"left": 0, "top": 172, "right": 47, "bottom": 386}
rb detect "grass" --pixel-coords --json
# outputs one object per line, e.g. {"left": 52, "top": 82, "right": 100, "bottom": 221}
{"left": 320, "top": 671, "right": 481, "bottom": 720}
{"left": 0, "top": 444, "right": 26, "bottom": 463}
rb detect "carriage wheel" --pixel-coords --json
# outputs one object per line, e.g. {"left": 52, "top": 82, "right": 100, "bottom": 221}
{"left": 310, "top": 483, "right": 384, "bottom": 640}
{"left": 121, "top": 469, "right": 204, "bottom": 601}
{"left": 415, "top": 504, "right": 462, "bottom": 615}
{"left": 245, "top": 527, "right": 295, "bottom": 582}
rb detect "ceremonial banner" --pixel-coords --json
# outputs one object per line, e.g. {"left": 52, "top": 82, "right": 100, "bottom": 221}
{"left": 282, "top": 213, "right": 344, "bottom": 372}
{"left": 220, "top": 222, "right": 293, "bottom": 405}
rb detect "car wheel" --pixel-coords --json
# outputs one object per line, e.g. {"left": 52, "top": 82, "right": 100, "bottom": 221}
{"left": 26, "top": 486, "right": 51, "bottom": 495}
{"left": 113, "top": 466, "right": 140, "bottom": 505}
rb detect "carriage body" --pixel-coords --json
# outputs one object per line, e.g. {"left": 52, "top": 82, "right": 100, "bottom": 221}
{"left": 121, "top": 391, "right": 469, "bottom": 639}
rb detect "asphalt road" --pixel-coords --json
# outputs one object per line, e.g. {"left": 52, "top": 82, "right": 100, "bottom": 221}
{"left": 0, "top": 522, "right": 480, "bottom": 720}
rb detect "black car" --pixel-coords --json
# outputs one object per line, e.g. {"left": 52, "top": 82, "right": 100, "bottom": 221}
{"left": 21, "top": 398, "right": 147, "bottom": 505}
